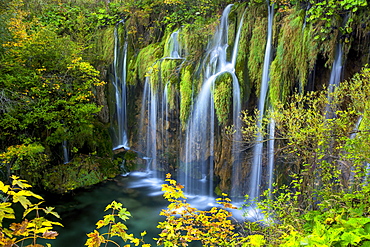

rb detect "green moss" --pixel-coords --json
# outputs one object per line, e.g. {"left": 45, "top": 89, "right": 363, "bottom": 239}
{"left": 43, "top": 155, "right": 119, "bottom": 193}
{"left": 248, "top": 16, "right": 267, "bottom": 95}
{"left": 149, "top": 61, "right": 161, "bottom": 90}
{"left": 114, "top": 150, "right": 138, "bottom": 171}
{"left": 235, "top": 7, "right": 252, "bottom": 103}
{"left": 163, "top": 28, "right": 180, "bottom": 58}
{"left": 214, "top": 72, "right": 232, "bottom": 125}
{"left": 269, "top": 9, "right": 319, "bottom": 105}
{"left": 161, "top": 60, "right": 177, "bottom": 83}
{"left": 180, "top": 19, "right": 218, "bottom": 62}
{"left": 90, "top": 25, "right": 115, "bottom": 67}
{"left": 161, "top": 59, "right": 181, "bottom": 109}
{"left": 227, "top": 16, "right": 237, "bottom": 61}
{"left": 129, "top": 43, "right": 163, "bottom": 85}
{"left": 180, "top": 65, "right": 194, "bottom": 126}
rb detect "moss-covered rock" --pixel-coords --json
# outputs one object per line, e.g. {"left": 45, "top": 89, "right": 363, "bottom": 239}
{"left": 180, "top": 64, "right": 194, "bottom": 126}
{"left": 248, "top": 16, "right": 267, "bottom": 95}
{"left": 43, "top": 155, "right": 119, "bottom": 193}
{"left": 214, "top": 72, "right": 232, "bottom": 125}
{"left": 269, "top": 9, "right": 318, "bottom": 104}
{"left": 113, "top": 149, "right": 138, "bottom": 172}
{"left": 128, "top": 43, "right": 163, "bottom": 85}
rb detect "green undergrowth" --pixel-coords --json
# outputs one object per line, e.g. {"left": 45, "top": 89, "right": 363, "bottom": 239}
{"left": 43, "top": 155, "right": 119, "bottom": 193}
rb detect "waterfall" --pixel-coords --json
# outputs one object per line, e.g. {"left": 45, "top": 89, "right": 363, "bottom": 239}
{"left": 180, "top": 4, "right": 244, "bottom": 198}
{"left": 325, "top": 43, "right": 343, "bottom": 120}
{"left": 112, "top": 20, "right": 129, "bottom": 150}
{"left": 267, "top": 113, "right": 275, "bottom": 196}
{"left": 302, "top": 3, "right": 311, "bottom": 31}
{"left": 328, "top": 43, "right": 343, "bottom": 93}
{"left": 249, "top": 2, "right": 274, "bottom": 201}
{"left": 138, "top": 77, "right": 158, "bottom": 175}
{"left": 183, "top": 75, "right": 216, "bottom": 196}
{"left": 230, "top": 9, "right": 247, "bottom": 200}
{"left": 137, "top": 30, "right": 184, "bottom": 178}
{"left": 62, "top": 140, "right": 69, "bottom": 164}
{"left": 166, "top": 30, "right": 182, "bottom": 59}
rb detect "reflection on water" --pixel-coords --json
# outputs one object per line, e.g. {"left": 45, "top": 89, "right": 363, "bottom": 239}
{"left": 43, "top": 172, "right": 253, "bottom": 246}
{"left": 46, "top": 172, "right": 167, "bottom": 247}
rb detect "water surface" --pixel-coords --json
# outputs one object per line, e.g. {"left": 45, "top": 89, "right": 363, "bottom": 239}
{"left": 47, "top": 172, "right": 167, "bottom": 246}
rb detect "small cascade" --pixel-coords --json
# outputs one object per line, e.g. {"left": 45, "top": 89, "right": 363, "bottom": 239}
{"left": 180, "top": 4, "right": 244, "bottom": 198}
{"left": 302, "top": 3, "right": 311, "bottom": 31}
{"left": 138, "top": 77, "right": 158, "bottom": 176}
{"left": 112, "top": 20, "right": 129, "bottom": 150}
{"left": 249, "top": 2, "right": 274, "bottom": 201}
{"left": 326, "top": 43, "right": 343, "bottom": 119}
{"left": 165, "top": 31, "right": 182, "bottom": 59}
{"left": 328, "top": 43, "right": 343, "bottom": 93}
{"left": 267, "top": 112, "right": 275, "bottom": 196}
{"left": 62, "top": 140, "right": 69, "bottom": 164}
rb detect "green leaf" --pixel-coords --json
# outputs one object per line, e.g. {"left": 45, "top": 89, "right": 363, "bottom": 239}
{"left": 364, "top": 223, "right": 370, "bottom": 234}
{"left": 361, "top": 240, "right": 370, "bottom": 247}
{"left": 344, "top": 218, "right": 370, "bottom": 229}
{"left": 11, "top": 176, "right": 32, "bottom": 189}
{"left": 43, "top": 206, "right": 61, "bottom": 219}
{"left": 12, "top": 195, "right": 32, "bottom": 209}
{"left": 103, "top": 214, "right": 115, "bottom": 225}
{"left": 118, "top": 207, "right": 132, "bottom": 221}
{"left": 341, "top": 231, "right": 362, "bottom": 245}
{"left": 0, "top": 202, "right": 15, "bottom": 226}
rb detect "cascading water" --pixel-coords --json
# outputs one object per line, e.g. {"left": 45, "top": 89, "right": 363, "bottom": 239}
{"left": 180, "top": 4, "right": 244, "bottom": 198}
{"left": 230, "top": 9, "right": 247, "bottom": 200}
{"left": 62, "top": 140, "right": 69, "bottom": 164}
{"left": 137, "top": 30, "right": 183, "bottom": 178}
{"left": 138, "top": 77, "right": 158, "bottom": 176}
{"left": 165, "top": 30, "right": 182, "bottom": 59}
{"left": 325, "top": 43, "right": 343, "bottom": 120}
{"left": 112, "top": 20, "right": 129, "bottom": 150}
{"left": 267, "top": 111, "right": 275, "bottom": 196}
{"left": 328, "top": 43, "right": 343, "bottom": 93}
{"left": 249, "top": 2, "right": 274, "bottom": 201}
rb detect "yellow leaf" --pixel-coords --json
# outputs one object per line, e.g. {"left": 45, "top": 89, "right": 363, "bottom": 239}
{"left": 131, "top": 238, "right": 140, "bottom": 246}
{"left": 0, "top": 181, "right": 10, "bottom": 193}
{"left": 12, "top": 195, "right": 32, "bottom": 209}
{"left": 96, "top": 220, "right": 105, "bottom": 229}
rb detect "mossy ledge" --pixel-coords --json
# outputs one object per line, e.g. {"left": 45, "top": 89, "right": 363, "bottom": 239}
{"left": 43, "top": 155, "right": 120, "bottom": 194}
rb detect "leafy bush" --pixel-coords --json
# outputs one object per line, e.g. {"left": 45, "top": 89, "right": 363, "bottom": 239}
{"left": 0, "top": 176, "right": 62, "bottom": 247}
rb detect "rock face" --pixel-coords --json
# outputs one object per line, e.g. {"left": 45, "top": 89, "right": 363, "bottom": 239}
{"left": 106, "top": 2, "right": 370, "bottom": 195}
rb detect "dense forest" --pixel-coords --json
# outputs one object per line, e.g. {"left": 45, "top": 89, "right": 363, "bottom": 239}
{"left": 1, "top": 0, "right": 370, "bottom": 246}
